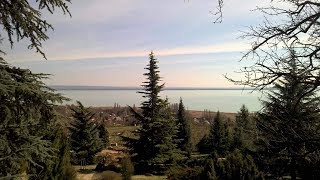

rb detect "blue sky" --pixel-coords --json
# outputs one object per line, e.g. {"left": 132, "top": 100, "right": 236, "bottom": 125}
{"left": 3, "top": 0, "right": 284, "bottom": 87}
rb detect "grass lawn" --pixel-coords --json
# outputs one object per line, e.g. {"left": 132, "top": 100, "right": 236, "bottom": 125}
{"left": 107, "top": 126, "right": 139, "bottom": 145}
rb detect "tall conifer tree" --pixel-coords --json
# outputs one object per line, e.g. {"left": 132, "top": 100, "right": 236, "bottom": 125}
{"left": 69, "top": 101, "right": 102, "bottom": 165}
{"left": 208, "top": 111, "right": 230, "bottom": 156}
{"left": 233, "top": 105, "right": 256, "bottom": 152}
{"left": 129, "top": 52, "right": 181, "bottom": 171}
{"left": 177, "top": 98, "right": 193, "bottom": 157}
{"left": 97, "top": 123, "right": 109, "bottom": 148}
{"left": 256, "top": 55, "right": 320, "bottom": 179}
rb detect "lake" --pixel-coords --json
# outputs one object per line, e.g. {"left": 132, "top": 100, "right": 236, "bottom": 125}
{"left": 58, "top": 89, "right": 265, "bottom": 112}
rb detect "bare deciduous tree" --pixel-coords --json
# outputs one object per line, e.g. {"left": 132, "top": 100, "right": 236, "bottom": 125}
{"left": 228, "top": 0, "right": 320, "bottom": 91}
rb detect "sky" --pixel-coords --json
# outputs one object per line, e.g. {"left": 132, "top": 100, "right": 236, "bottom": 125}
{"left": 3, "top": 0, "right": 283, "bottom": 87}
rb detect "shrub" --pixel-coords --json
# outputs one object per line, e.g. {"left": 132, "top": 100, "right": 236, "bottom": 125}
{"left": 105, "top": 162, "right": 121, "bottom": 172}
{"left": 95, "top": 171, "right": 122, "bottom": 180}
{"left": 63, "top": 166, "right": 77, "bottom": 180}
{"left": 215, "top": 150, "right": 264, "bottom": 180}
{"left": 167, "top": 166, "right": 204, "bottom": 180}
{"left": 121, "top": 156, "right": 135, "bottom": 180}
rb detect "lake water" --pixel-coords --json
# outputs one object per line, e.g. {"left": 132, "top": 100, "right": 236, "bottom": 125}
{"left": 58, "top": 90, "right": 265, "bottom": 112}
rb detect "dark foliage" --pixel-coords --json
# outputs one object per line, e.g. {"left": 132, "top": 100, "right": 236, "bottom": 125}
{"left": 208, "top": 111, "right": 231, "bottom": 156}
{"left": 121, "top": 156, "right": 134, "bottom": 180}
{"left": 176, "top": 98, "right": 193, "bottom": 157}
{"left": 127, "top": 52, "right": 182, "bottom": 173}
{"left": 256, "top": 55, "right": 320, "bottom": 179}
{"left": 197, "top": 135, "right": 211, "bottom": 154}
{"left": 215, "top": 150, "right": 264, "bottom": 180}
{"left": 69, "top": 101, "right": 103, "bottom": 165}
{"left": 167, "top": 166, "right": 204, "bottom": 180}
{"left": 97, "top": 123, "right": 109, "bottom": 148}
{"left": 29, "top": 125, "right": 76, "bottom": 180}
{"left": 232, "top": 105, "right": 256, "bottom": 153}
{"left": 0, "top": 59, "right": 68, "bottom": 178}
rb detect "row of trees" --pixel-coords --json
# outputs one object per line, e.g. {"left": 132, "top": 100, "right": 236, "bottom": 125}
{"left": 127, "top": 51, "right": 320, "bottom": 179}
{"left": 189, "top": 53, "right": 320, "bottom": 179}
{"left": 125, "top": 51, "right": 261, "bottom": 178}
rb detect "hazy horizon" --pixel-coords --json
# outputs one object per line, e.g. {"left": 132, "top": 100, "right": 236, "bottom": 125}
{"left": 50, "top": 85, "right": 258, "bottom": 90}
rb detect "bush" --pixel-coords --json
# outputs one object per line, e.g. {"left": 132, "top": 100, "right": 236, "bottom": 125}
{"left": 63, "top": 166, "right": 77, "bottom": 180}
{"left": 121, "top": 156, "right": 134, "bottom": 180}
{"left": 167, "top": 166, "right": 204, "bottom": 180}
{"left": 95, "top": 157, "right": 108, "bottom": 172}
{"left": 95, "top": 161, "right": 107, "bottom": 172}
{"left": 105, "top": 162, "right": 121, "bottom": 172}
{"left": 215, "top": 150, "right": 264, "bottom": 180}
{"left": 94, "top": 171, "right": 122, "bottom": 180}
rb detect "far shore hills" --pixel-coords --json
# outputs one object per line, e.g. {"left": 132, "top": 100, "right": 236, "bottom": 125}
{"left": 50, "top": 85, "right": 260, "bottom": 91}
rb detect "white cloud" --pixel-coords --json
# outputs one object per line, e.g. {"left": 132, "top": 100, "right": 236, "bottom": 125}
{"left": 6, "top": 40, "right": 248, "bottom": 62}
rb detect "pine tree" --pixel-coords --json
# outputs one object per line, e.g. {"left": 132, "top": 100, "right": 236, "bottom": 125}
{"left": 97, "top": 123, "right": 109, "bottom": 149}
{"left": 233, "top": 105, "right": 256, "bottom": 152}
{"left": 0, "top": 59, "right": 68, "bottom": 178}
{"left": 69, "top": 101, "right": 102, "bottom": 165}
{"left": 128, "top": 52, "right": 181, "bottom": 172}
{"left": 208, "top": 111, "right": 230, "bottom": 157}
{"left": 49, "top": 127, "right": 76, "bottom": 180}
{"left": 30, "top": 124, "right": 76, "bottom": 180}
{"left": 197, "top": 135, "right": 211, "bottom": 154}
{"left": 121, "top": 156, "right": 134, "bottom": 180}
{"left": 203, "top": 159, "right": 217, "bottom": 180}
{"left": 177, "top": 98, "right": 193, "bottom": 157}
{"left": 256, "top": 55, "right": 320, "bottom": 179}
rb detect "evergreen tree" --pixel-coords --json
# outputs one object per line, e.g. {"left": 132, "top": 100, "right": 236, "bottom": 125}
{"left": 177, "top": 98, "right": 193, "bottom": 157}
{"left": 29, "top": 124, "right": 76, "bottom": 180}
{"left": 128, "top": 52, "right": 181, "bottom": 172}
{"left": 216, "top": 150, "right": 263, "bottom": 180}
{"left": 121, "top": 156, "right": 134, "bottom": 180}
{"left": 49, "top": 127, "right": 76, "bottom": 180}
{"left": 203, "top": 159, "right": 217, "bottom": 180}
{"left": 197, "top": 135, "right": 211, "bottom": 154}
{"left": 0, "top": 59, "right": 68, "bottom": 178}
{"left": 69, "top": 101, "right": 102, "bottom": 165}
{"left": 256, "top": 56, "right": 320, "bottom": 179}
{"left": 97, "top": 123, "right": 109, "bottom": 149}
{"left": 0, "top": 0, "right": 72, "bottom": 178}
{"left": 0, "top": 0, "right": 71, "bottom": 58}
{"left": 208, "top": 111, "right": 230, "bottom": 156}
{"left": 233, "top": 105, "right": 256, "bottom": 152}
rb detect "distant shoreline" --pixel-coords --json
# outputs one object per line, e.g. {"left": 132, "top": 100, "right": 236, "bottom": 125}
{"left": 51, "top": 85, "right": 262, "bottom": 91}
